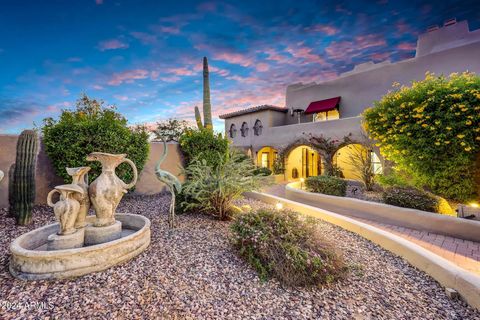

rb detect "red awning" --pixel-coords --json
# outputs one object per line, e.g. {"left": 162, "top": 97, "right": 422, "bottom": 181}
{"left": 304, "top": 96, "right": 341, "bottom": 114}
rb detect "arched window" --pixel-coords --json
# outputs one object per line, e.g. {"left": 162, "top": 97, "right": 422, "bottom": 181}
{"left": 253, "top": 119, "right": 263, "bottom": 136}
{"left": 229, "top": 124, "right": 237, "bottom": 138}
{"left": 240, "top": 122, "right": 249, "bottom": 137}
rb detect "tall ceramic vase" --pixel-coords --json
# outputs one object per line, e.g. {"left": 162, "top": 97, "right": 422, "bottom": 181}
{"left": 86, "top": 152, "right": 138, "bottom": 227}
{"left": 47, "top": 184, "right": 84, "bottom": 235}
{"left": 66, "top": 166, "right": 91, "bottom": 228}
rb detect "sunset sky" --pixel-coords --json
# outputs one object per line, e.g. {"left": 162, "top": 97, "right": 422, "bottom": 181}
{"left": 0, "top": 0, "right": 479, "bottom": 133}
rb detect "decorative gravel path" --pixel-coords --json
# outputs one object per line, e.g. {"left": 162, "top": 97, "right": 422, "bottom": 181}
{"left": 0, "top": 194, "right": 479, "bottom": 319}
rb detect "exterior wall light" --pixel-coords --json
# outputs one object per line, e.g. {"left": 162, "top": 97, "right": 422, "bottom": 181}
{"left": 275, "top": 202, "right": 284, "bottom": 210}
{"left": 300, "top": 177, "right": 305, "bottom": 189}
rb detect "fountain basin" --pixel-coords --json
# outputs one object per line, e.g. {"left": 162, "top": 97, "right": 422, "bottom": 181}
{"left": 10, "top": 213, "right": 150, "bottom": 280}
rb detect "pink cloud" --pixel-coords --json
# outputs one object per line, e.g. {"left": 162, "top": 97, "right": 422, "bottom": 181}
{"left": 264, "top": 48, "right": 291, "bottom": 64}
{"left": 397, "top": 42, "right": 416, "bottom": 51}
{"left": 355, "top": 35, "right": 387, "bottom": 50}
{"left": 308, "top": 24, "right": 339, "bottom": 35}
{"left": 159, "top": 26, "right": 181, "bottom": 35}
{"left": 167, "top": 67, "right": 195, "bottom": 76}
{"left": 130, "top": 32, "right": 157, "bottom": 45}
{"left": 114, "top": 95, "right": 129, "bottom": 101}
{"left": 256, "top": 63, "right": 270, "bottom": 72}
{"left": 210, "top": 66, "right": 230, "bottom": 77}
{"left": 326, "top": 34, "right": 386, "bottom": 61}
{"left": 98, "top": 39, "right": 129, "bottom": 51}
{"left": 212, "top": 51, "right": 254, "bottom": 68}
{"left": 285, "top": 44, "right": 327, "bottom": 66}
{"left": 108, "top": 69, "right": 149, "bottom": 85}
{"left": 93, "top": 85, "right": 104, "bottom": 90}
{"left": 370, "top": 52, "right": 390, "bottom": 61}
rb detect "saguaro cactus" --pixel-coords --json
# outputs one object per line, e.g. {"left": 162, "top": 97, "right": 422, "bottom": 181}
{"left": 194, "top": 56, "right": 213, "bottom": 130}
{"left": 8, "top": 164, "right": 15, "bottom": 217}
{"left": 10, "top": 130, "right": 39, "bottom": 225}
{"left": 194, "top": 106, "right": 203, "bottom": 129}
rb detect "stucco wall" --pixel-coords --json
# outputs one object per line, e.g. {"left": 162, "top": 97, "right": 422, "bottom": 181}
{"left": 0, "top": 135, "right": 184, "bottom": 208}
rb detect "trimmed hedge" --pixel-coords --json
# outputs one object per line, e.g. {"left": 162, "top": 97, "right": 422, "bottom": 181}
{"left": 230, "top": 208, "right": 345, "bottom": 286}
{"left": 305, "top": 176, "right": 347, "bottom": 196}
{"left": 383, "top": 186, "right": 454, "bottom": 215}
{"left": 253, "top": 167, "right": 272, "bottom": 176}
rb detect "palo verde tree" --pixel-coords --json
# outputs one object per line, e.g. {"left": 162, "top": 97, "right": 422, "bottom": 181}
{"left": 363, "top": 72, "right": 480, "bottom": 202}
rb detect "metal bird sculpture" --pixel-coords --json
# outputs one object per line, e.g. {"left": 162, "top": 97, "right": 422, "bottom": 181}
{"left": 155, "top": 138, "right": 182, "bottom": 228}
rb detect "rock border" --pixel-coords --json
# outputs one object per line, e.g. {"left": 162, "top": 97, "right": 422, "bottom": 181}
{"left": 244, "top": 191, "right": 480, "bottom": 310}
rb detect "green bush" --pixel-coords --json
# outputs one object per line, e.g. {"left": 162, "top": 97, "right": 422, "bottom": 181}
{"left": 375, "top": 172, "right": 410, "bottom": 188}
{"left": 179, "top": 128, "right": 229, "bottom": 168}
{"left": 181, "top": 150, "right": 260, "bottom": 220}
{"left": 383, "top": 186, "right": 454, "bottom": 215}
{"left": 363, "top": 72, "right": 480, "bottom": 202}
{"left": 305, "top": 176, "right": 347, "bottom": 196}
{"left": 253, "top": 166, "right": 272, "bottom": 176}
{"left": 42, "top": 94, "right": 149, "bottom": 183}
{"left": 230, "top": 208, "right": 345, "bottom": 286}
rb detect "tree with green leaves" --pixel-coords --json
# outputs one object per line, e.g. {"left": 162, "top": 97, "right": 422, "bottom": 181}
{"left": 363, "top": 72, "right": 480, "bottom": 201}
{"left": 42, "top": 93, "right": 150, "bottom": 184}
{"left": 153, "top": 118, "right": 193, "bottom": 142}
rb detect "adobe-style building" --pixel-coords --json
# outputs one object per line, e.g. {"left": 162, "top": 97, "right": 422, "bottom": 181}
{"left": 219, "top": 19, "right": 480, "bottom": 181}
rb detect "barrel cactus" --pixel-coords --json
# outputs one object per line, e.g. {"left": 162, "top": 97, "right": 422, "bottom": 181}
{"left": 10, "top": 130, "right": 39, "bottom": 225}
{"left": 194, "top": 56, "right": 213, "bottom": 130}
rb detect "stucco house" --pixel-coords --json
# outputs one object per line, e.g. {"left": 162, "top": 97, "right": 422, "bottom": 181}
{"left": 219, "top": 19, "right": 480, "bottom": 182}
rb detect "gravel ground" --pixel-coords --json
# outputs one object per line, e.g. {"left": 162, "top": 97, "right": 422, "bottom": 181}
{"left": 1, "top": 194, "right": 479, "bottom": 319}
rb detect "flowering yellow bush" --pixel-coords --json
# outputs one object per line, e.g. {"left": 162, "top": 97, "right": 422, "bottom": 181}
{"left": 363, "top": 72, "right": 480, "bottom": 202}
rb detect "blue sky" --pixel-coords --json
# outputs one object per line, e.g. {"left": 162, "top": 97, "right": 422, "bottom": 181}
{"left": 0, "top": 0, "right": 479, "bottom": 133}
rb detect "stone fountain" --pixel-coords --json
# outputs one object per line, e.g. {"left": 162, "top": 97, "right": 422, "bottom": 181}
{"left": 9, "top": 153, "right": 151, "bottom": 280}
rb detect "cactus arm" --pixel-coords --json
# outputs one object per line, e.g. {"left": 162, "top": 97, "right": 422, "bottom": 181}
{"left": 194, "top": 106, "right": 204, "bottom": 129}
{"left": 202, "top": 56, "right": 213, "bottom": 130}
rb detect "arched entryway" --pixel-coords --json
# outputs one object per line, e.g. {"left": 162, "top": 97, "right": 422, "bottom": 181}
{"left": 286, "top": 145, "right": 321, "bottom": 181}
{"left": 333, "top": 144, "right": 382, "bottom": 180}
{"left": 256, "top": 146, "right": 277, "bottom": 170}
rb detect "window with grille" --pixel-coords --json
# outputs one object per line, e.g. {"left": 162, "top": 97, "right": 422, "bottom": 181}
{"left": 229, "top": 124, "right": 237, "bottom": 138}
{"left": 253, "top": 119, "right": 263, "bottom": 136}
{"left": 240, "top": 122, "right": 249, "bottom": 137}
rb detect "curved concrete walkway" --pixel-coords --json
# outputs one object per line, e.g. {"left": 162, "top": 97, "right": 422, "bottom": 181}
{"left": 263, "top": 183, "right": 480, "bottom": 276}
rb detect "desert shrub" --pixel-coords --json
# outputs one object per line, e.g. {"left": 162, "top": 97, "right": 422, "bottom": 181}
{"left": 305, "top": 176, "right": 347, "bottom": 196}
{"left": 179, "top": 128, "right": 229, "bottom": 168}
{"left": 253, "top": 167, "right": 272, "bottom": 176}
{"left": 230, "top": 208, "right": 345, "bottom": 286}
{"left": 363, "top": 72, "right": 480, "bottom": 202}
{"left": 383, "top": 186, "right": 454, "bottom": 215}
{"left": 375, "top": 172, "right": 410, "bottom": 188}
{"left": 42, "top": 94, "right": 149, "bottom": 183}
{"left": 181, "top": 150, "right": 260, "bottom": 220}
